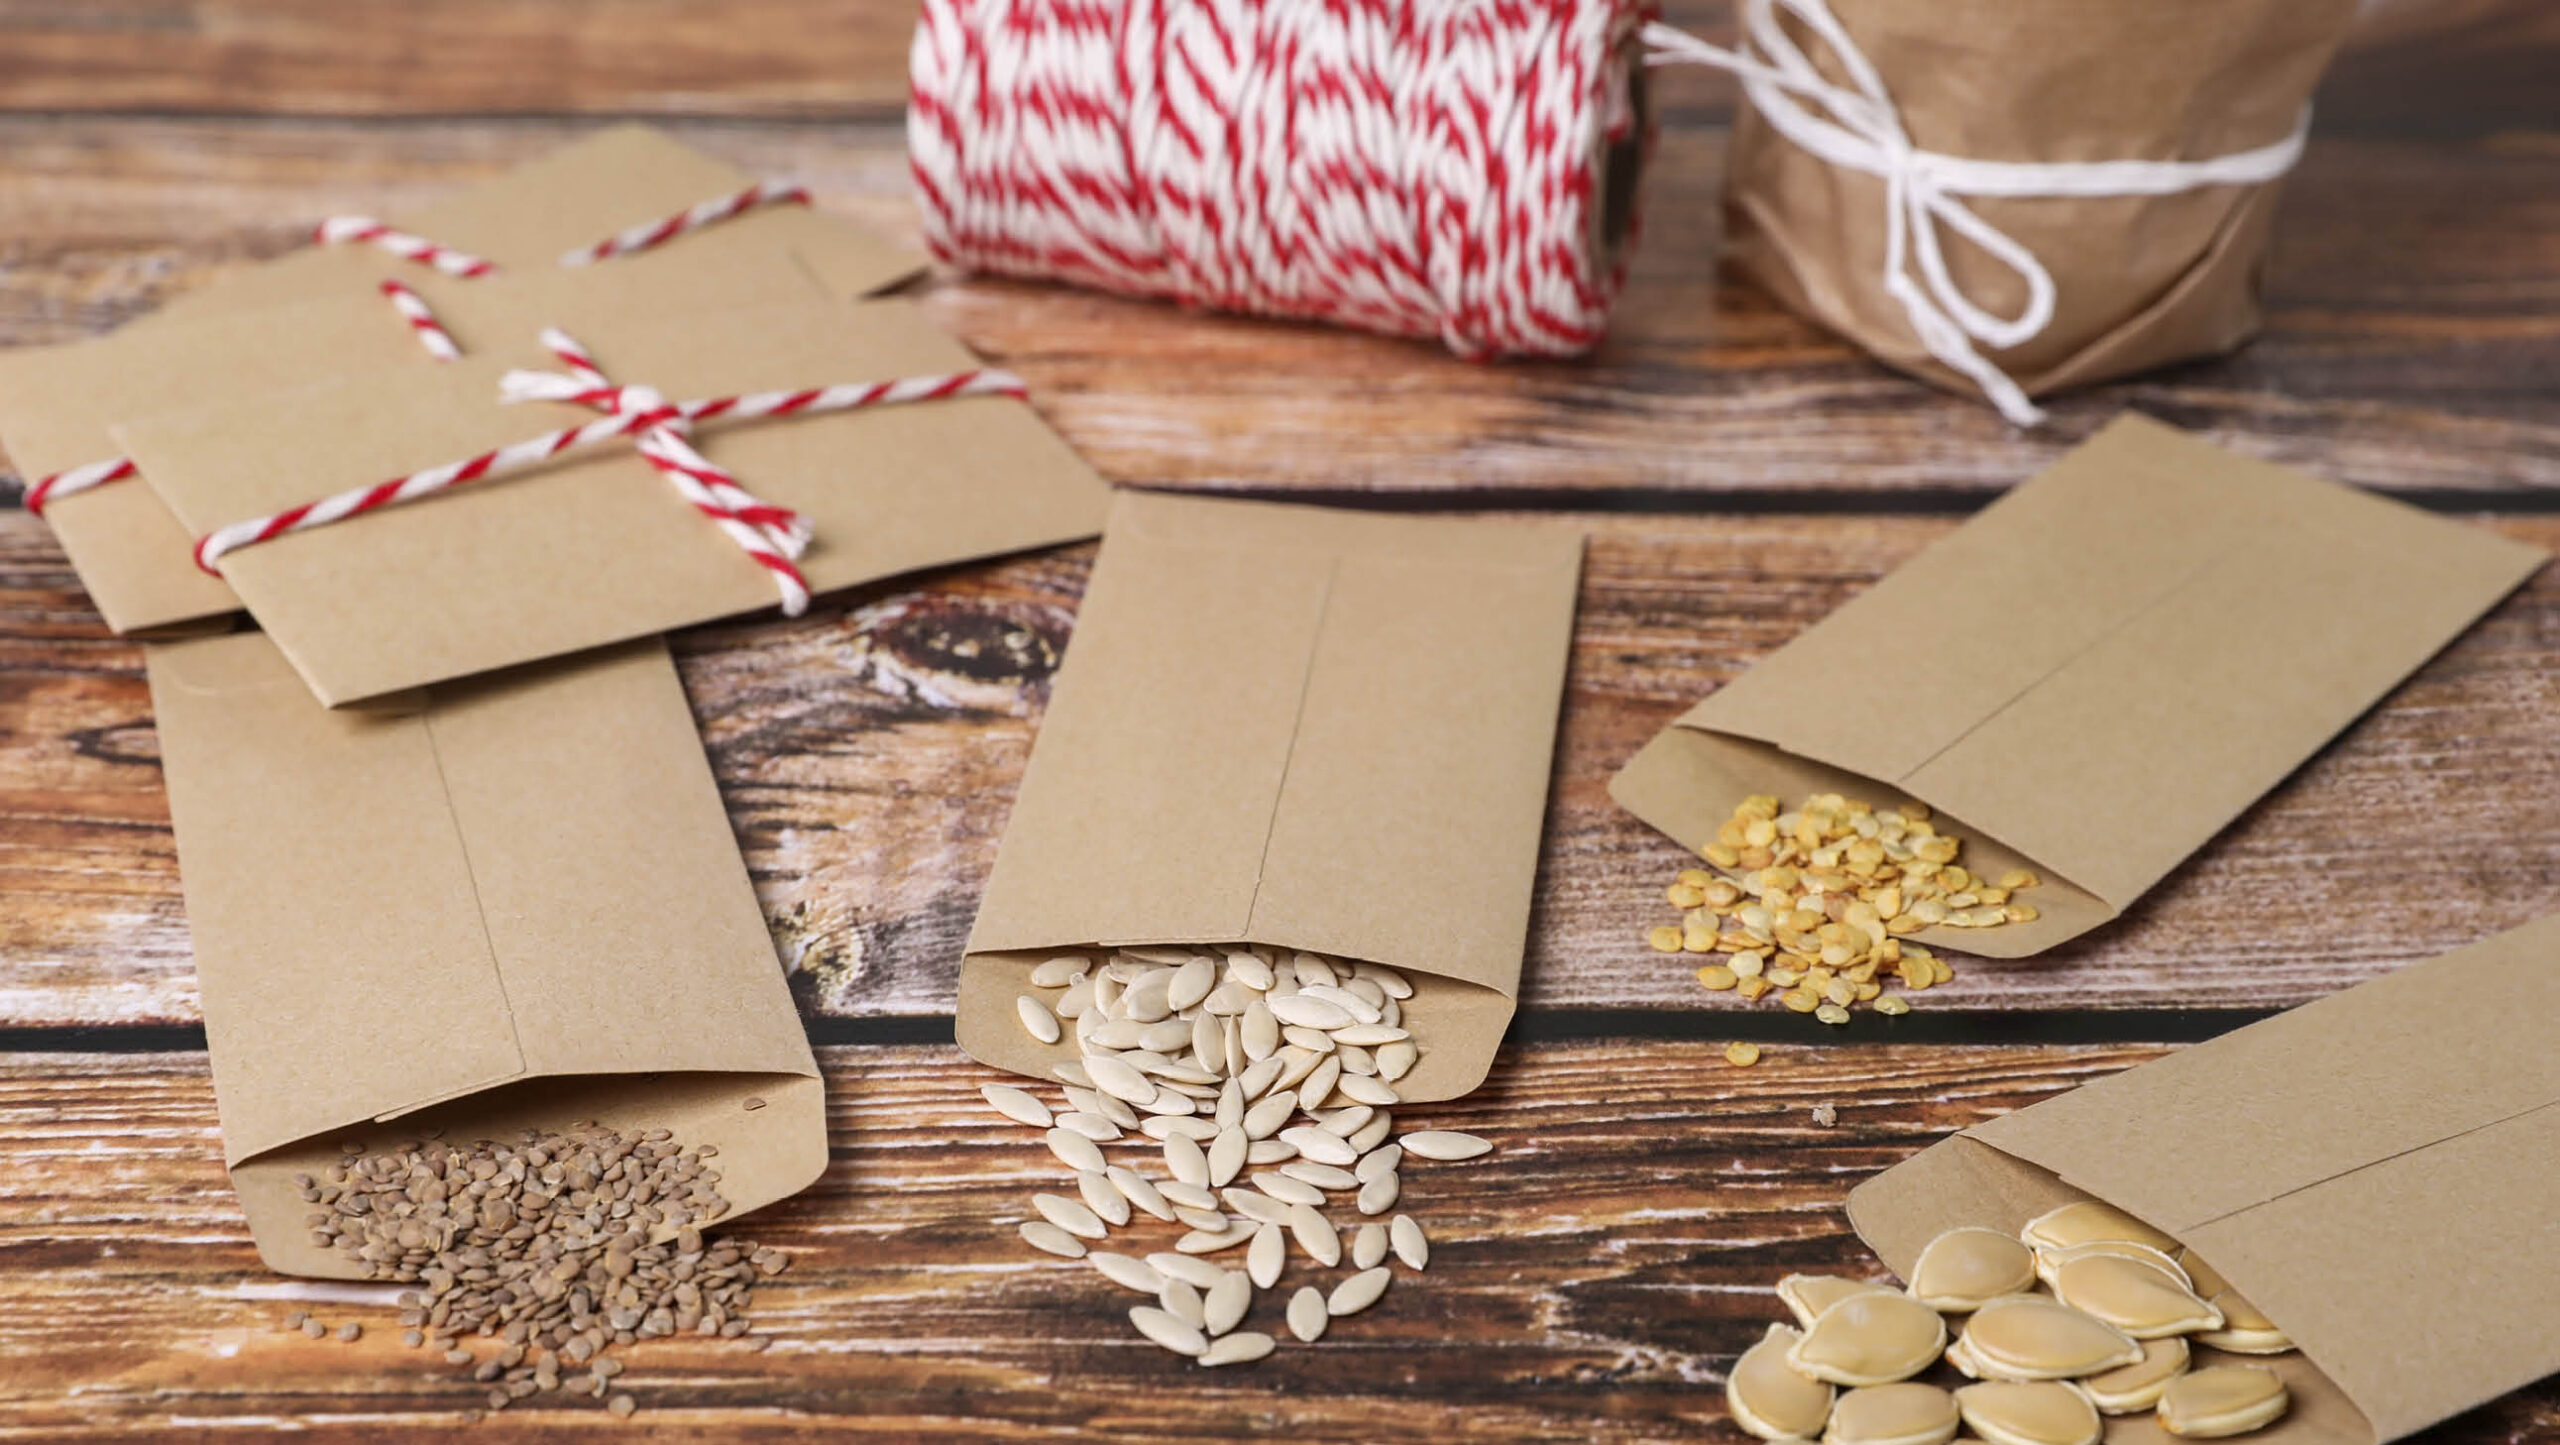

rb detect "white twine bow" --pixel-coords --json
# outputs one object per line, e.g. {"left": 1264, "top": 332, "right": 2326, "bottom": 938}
{"left": 1646, "top": 0, "right": 2310, "bottom": 426}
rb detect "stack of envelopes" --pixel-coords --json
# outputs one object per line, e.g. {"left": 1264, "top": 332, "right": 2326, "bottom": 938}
{"left": 0, "top": 126, "right": 1115, "bottom": 1274}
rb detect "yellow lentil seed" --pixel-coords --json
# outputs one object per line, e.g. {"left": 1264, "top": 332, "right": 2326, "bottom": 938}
{"left": 1697, "top": 965, "right": 1739, "bottom": 991}
{"left": 1647, "top": 926, "right": 1682, "bottom": 953}
{"left": 1724, "top": 1042, "right": 1762, "bottom": 1067}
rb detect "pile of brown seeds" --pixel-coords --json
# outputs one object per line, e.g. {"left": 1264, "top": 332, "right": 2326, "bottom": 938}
{"left": 1730, "top": 1200, "right": 2298, "bottom": 1445}
{"left": 1649, "top": 793, "right": 2043, "bottom": 1025}
{"left": 999, "top": 943, "right": 1493, "bottom": 1363}
{"left": 286, "top": 1122, "right": 786, "bottom": 1416}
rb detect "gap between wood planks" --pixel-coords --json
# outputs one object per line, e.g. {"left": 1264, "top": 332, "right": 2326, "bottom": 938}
{"left": 0, "top": 1007, "right": 2278, "bottom": 1058}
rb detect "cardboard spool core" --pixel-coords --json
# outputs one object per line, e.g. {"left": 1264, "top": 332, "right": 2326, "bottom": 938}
{"left": 233, "top": 1069, "right": 827, "bottom": 1280}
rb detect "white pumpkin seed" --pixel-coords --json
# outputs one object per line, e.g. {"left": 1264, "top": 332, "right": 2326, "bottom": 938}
{"left": 1020, "top": 1220, "right": 1086, "bottom": 1258}
{"left": 1253, "top": 1172, "right": 1327, "bottom": 1207}
{"left": 1389, "top": 1214, "right": 1428, "bottom": 1270}
{"left": 1268, "top": 993, "right": 1353, "bottom": 1031}
{"left": 1337, "top": 1073, "right": 1401, "bottom": 1106}
{"left": 1149, "top": 1253, "right": 1225, "bottom": 1289}
{"left": 1279, "top": 1127, "right": 1356, "bottom": 1167}
{"left": 1168, "top": 957, "right": 1217, "bottom": 1012}
{"left": 1236, "top": 1056, "right": 1285, "bottom": 1099}
{"left": 1327, "top": 1267, "right": 1391, "bottom": 1316}
{"left": 1347, "top": 1109, "right": 1394, "bottom": 1154}
{"left": 1333, "top": 1024, "right": 1408, "bottom": 1048}
{"left": 1158, "top": 1278, "right": 1205, "bottom": 1330}
{"left": 1176, "top": 1223, "right": 1256, "bottom": 1254}
{"left": 1203, "top": 1271, "right": 1252, "bottom": 1335}
{"left": 1292, "top": 954, "right": 1337, "bottom": 990}
{"left": 1399, "top": 1130, "right": 1492, "bottom": 1161}
{"left": 1352, "top": 1223, "right": 1388, "bottom": 1269}
{"left": 1031, "top": 955, "right": 1091, "bottom": 988}
{"left": 1208, "top": 1128, "right": 1247, "bottom": 1187}
{"left": 1129, "top": 1306, "right": 1208, "bottom": 1357}
{"left": 1279, "top": 1161, "right": 1359, "bottom": 1192}
{"left": 1356, "top": 1145, "right": 1403, "bottom": 1182}
{"left": 1336, "top": 1043, "right": 1377, "bottom": 1075}
{"left": 1055, "top": 1111, "right": 1122, "bottom": 1143}
{"left": 1086, "top": 1055, "right": 1159, "bottom": 1107}
{"left": 1163, "top": 1133, "right": 1210, "bottom": 1187}
{"left": 1245, "top": 1139, "right": 1296, "bottom": 1165}
{"left": 1157, "top": 1180, "right": 1218, "bottom": 1211}
{"left": 1140, "top": 1116, "right": 1218, "bottom": 1142}
{"left": 1248, "top": 1223, "right": 1285, "bottom": 1288}
{"left": 1016, "top": 995, "right": 1062, "bottom": 1044}
{"left": 1376, "top": 1041, "right": 1419, "bottom": 1081}
{"left": 1106, "top": 1168, "right": 1175, "bottom": 1223}
{"left": 1052, "top": 1061, "right": 1091, "bottom": 1088}
{"left": 1225, "top": 951, "right": 1273, "bottom": 988}
{"left": 1317, "top": 1105, "right": 1374, "bottom": 1139}
{"left": 1301, "top": 1057, "right": 1344, "bottom": 1111}
{"left": 1283, "top": 1025, "right": 1338, "bottom": 1054}
{"left": 980, "top": 1084, "right": 1052, "bottom": 1128}
{"left": 1091, "top": 1251, "right": 1163, "bottom": 1293}
{"left": 1288, "top": 1203, "right": 1342, "bottom": 1267}
{"left": 1287, "top": 1286, "right": 1328, "bottom": 1342}
{"left": 1223, "top": 1190, "right": 1296, "bottom": 1227}
{"left": 1173, "top": 1206, "right": 1229, "bottom": 1234}
{"left": 1045, "top": 1128, "right": 1107, "bottom": 1175}
{"left": 1241, "top": 1000, "right": 1280, "bottom": 1061}
{"left": 1056, "top": 976, "right": 1094, "bottom": 1019}
{"left": 1200, "top": 1330, "right": 1274, "bottom": 1367}
{"left": 1242, "top": 1091, "right": 1299, "bottom": 1140}
{"left": 1033, "top": 1193, "right": 1107, "bottom": 1240}
{"left": 1357, "top": 1173, "right": 1400, "bottom": 1216}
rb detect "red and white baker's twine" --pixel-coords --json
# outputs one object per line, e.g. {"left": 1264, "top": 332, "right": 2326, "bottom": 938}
{"left": 25, "top": 181, "right": 816, "bottom": 519}
{"left": 189, "top": 329, "right": 1027, "bottom": 616}
{"left": 908, "top": 0, "right": 1652, "bottom": 359}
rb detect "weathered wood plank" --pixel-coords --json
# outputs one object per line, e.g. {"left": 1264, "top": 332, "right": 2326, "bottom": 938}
{"left": 1, "top": 114, "right": 2553, "bottom": 500}
{"left": 0, "top": 1042, "right": 2551, "bottom": 1441}
{"left": 6, "top": 510, "right": 2555, "bottom": 1029}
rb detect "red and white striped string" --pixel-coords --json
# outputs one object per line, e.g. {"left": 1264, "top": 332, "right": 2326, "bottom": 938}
{"left": 312, "top": 216, "right": 496, "bottom": 278}
{"left": 190, "top": 328, "right": 1027, "bottom": 616}
{"left": 908, "top": 0, "right": 1653, "bottom": 360}
{"left": 28, "top": 180, "right": 815, "bottom": 520}
{"left": 379, "top": 280, "right": 463, "bottom": 362}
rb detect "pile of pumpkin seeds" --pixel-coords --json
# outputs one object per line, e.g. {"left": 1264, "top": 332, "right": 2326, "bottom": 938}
{"left": 996, "top": 943, "right": 1492, "bottom": 1364}
{"left": 286, "top": 1123, "right": 787, "bottom": 1416}
{"left": 1730, "top": 1200, "right": 2298, "bottom": 1444}
{"left": 1648, "top": 793, "right": 2043, "bottom": 1023}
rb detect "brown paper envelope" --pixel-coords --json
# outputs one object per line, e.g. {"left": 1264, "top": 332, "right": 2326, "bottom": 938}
{"left": 117, "top": 296, "right": 1114, "bottom": 706}
{"left": 147, "top": 630, "right": 825, "bottom": 1279}
{"left": 956, "top": 492, "right": 1584, "bottom": 1102}
{"left": 1847, "top": 913, "right": 2560, "bottom": 1444}
{"left": 0, "top": 227, "right": 845, "bottom": 634}
{"left": 1611, "top": 413, "right": 2546, "bottom": 956}
{"left": 159, "top": 123, "right": 918, "bottom": 324}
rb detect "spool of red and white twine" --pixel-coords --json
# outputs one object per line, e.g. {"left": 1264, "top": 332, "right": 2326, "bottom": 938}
{"left": 908, "top": 0, "right": 1656, "bottom": 360}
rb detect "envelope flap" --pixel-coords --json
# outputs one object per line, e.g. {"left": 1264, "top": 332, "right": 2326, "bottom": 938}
{"left": 1964, "top": 914, "right": 2560, "bottom": 1233}
{"left": 150, "top": 632, "right": 816, "bottom": 1167}
{"left": 1682, "top": 414, "right": 2544, "bottom": 907}
{"left": 148, "top": 631, "right": 529, "bottom": 1165}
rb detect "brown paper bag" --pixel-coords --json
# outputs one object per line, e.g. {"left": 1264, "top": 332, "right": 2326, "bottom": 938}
{"left": 1724, "top": 0, "right": 2360, "bottom": 402}
{"left": 956, "top": 493, "right": 1584, "bottom": 1102}
{"left": 0, "top": 228, "right": 850, "bottom": 635}
{"left": 160, "top": 123, "right": 919, "bottom": 324}
{"left": 149, "top": 630, "right": 825, "bottom": 1278}
{"left": 1611, "top": 413, "right": 2545, "bottom": 956}
{"left": 116, "top": 296, "right": 1113, "bottom": 706}
{"left": 1849, "top": 912, "right": 2560, "bottom": 1444}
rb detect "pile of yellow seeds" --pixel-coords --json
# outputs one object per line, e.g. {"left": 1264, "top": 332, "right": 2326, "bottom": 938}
{"left": 1646, "top": 794, "right": 2041, "bottom": 1025}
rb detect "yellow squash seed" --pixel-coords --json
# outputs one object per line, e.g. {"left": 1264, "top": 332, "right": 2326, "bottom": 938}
{"left": 2019, "top": 1201, "right": 2181, "bottom": 1258}
{"left": 1954, "top": 1381, "right": 2102, "bottom": 1445}
{"left": 1728, "top": 1322, "right": 1838, "bottom": 1441}
{"left": 1725, "top": 1042, "right": 1762, "bottom": 1068}
{"left": 1789, "top": 1291, "right": 1948, "bottom": 1387}
{"left": 2082, "top": 1336, "right": 2190, "bottom": 1415}
{"left": 1698, "top": 964, "right": 1740, "bottom": 991}
{"left": 1905, "top": 1226, "right": 2036, "bottom": 1313}
{"left": 2193, "top": 1289, "right": 2293, "bottom": 1355}
{"left": 1824, "top": 1382, "right": 1959, "bottom": 1445}
{"left": 2157, "top": 1365, "right": 2289, "bottom": 1438}
{"left": 1776, "top": 1274, "right": 1896, "bottom": 1329}
{"left": 2048, "top": 1253, "right": 2221, "bottom": 1339}
{"left": 1647, "top": 926, "right": 1683, "bottom": 953}
{"left": 1955, "top": 1296, "right": 2142, "bottom": 1382}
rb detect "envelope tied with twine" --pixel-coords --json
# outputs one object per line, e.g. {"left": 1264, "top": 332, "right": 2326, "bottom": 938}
{"left": 150, "top": 631, "right": 827, "bottom": 1278}
{"left": 958, "top": 493, "right": 1585, "bottom": 1102}
{"left": 0, "top": 125, "right": 922, "bottom": 636}
{"left": 1612, "top": 414, "right": 2547, "bottom": 956}
{"left": 115, "top": 296, "right": 1112, "bottom": 706}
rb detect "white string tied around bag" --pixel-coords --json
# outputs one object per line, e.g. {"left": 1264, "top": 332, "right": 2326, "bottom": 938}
{"left": 1646, "top": 0, "right": 2311, "bottom": 426}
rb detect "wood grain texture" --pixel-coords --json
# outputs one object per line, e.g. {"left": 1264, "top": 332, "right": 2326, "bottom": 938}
{"left": 0, "top": 113, "right": 2553, "bottom": 500}
{"left": 6, "top": 510, "right": 2556, "bottom": 1030}
{"left": 0, "top": 1040, "right": 2550, "bottom": 1442}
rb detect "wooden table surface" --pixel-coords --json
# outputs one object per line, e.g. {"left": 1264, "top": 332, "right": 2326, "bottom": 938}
{"left": 3, "top": 3, "right": 2556, "bottom": 1440}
